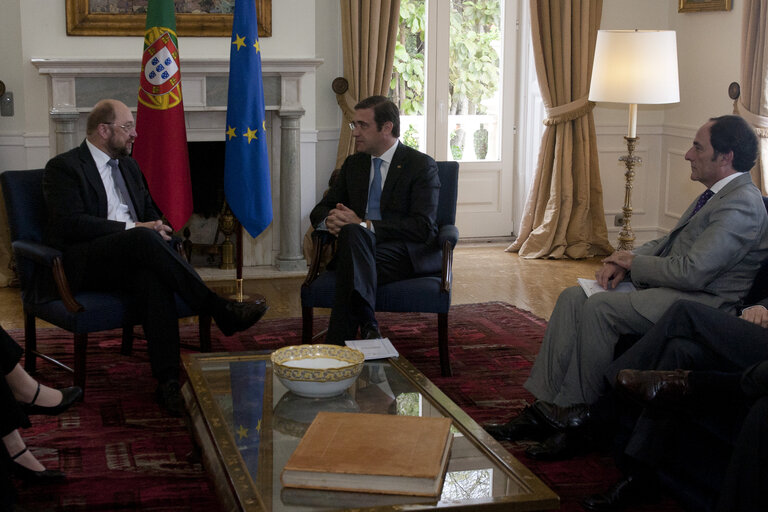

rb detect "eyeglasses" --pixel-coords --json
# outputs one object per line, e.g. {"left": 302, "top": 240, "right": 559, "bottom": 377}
{"left": 348, "top": 121, "right": 371, "bottom": 131}
{"left": 104, "top": 122, "right": 136, "bottom": 133}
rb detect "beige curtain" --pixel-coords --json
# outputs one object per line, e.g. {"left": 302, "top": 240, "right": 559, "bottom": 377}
{"left": 738, "top": 0, "right": 768, "bottom": 193}
{"left": 506, "top": 0, "right": 613, "bottom": 259}
{"left": 334, "top": 0, "right": 400, "bottom": 169}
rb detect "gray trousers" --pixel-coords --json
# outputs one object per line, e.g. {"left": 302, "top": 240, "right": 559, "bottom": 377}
{"left": 524, "top": 286, "right": 653, "bottom": 406}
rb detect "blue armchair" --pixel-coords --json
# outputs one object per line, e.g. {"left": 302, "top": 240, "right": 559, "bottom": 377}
{"left": 301, "top": 161, "right": 459, "bottom": 377}
{"left": 1, "top": 169, "right": 210, "bottom": 393}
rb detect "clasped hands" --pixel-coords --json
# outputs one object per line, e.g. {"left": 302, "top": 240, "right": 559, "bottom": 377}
{"left": 325, "top": 203, "right": 362, "bottom": 236}
{"left": 136, "top": 219, "right": 172, "bottom": 241}
{"left": 595, "top": 250, "right": 635, "bottom": 290}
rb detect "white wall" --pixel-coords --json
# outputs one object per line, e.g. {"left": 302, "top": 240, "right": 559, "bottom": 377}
{"left": 596, "top": 0, "right": 743, "bottom": 245}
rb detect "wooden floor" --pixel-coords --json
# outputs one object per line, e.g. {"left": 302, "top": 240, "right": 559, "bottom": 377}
{"left": 0, "top": 242, "right": 604, "bottom": 331}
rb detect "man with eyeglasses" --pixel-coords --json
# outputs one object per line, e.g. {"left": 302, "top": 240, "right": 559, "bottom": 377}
{"left": 42, "top": 99, "right": 268, "bottom": 416}
{"left": 309, "top": 95, "right": 440, "bottom": 343}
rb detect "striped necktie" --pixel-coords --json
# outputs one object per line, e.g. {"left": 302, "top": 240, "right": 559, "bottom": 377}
{"left": 108, "top": 159, "right": 138, "bottom": 221}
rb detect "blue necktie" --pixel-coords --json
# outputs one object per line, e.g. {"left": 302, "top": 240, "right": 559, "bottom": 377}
{"left": 367, "top": 157, "right": 383, "bottom": 220}
{"left": 688, "top": 189, "right": 714, "bottom": 220}
{"left": 108, "top": 159, "right": 138, "bottom": 221}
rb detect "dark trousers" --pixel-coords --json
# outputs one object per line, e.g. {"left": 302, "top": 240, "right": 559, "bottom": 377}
{"left": 70, "top": 228, "right": 214, "bottom": 382}
{"left": 607, "top": 300, "right": 768, "bottom": 386}
{"left": 326, "top": 224, "right": 414, "bottom": 344}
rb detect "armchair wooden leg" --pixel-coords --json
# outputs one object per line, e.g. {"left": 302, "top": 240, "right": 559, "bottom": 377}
{"left": 73, "top": 332, "right": 88, "bottom": 392}
{"left": 302, "top": 306, "right": 314, "bottom": 345}
{"left": 438, "top": 312, "right": 452, "bottom": 377}
{"left": 23, "top": 312, "right": 37, "bottom": 374}
{"left": 199, "top": 313, "right": 212, "bottom": 352}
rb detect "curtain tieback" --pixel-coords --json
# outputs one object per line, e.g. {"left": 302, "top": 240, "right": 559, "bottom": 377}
{"left": 544, "top": 96, "right": 596, "bottom": 126}
{"left": 736, "top": 99, "right": 768, "bottom": 138}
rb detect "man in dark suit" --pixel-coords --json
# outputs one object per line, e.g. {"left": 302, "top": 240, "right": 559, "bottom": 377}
{"left": 43, "top": 99, "right": 267, "bottom": 416}
{"left": 309, "top": 96, "right": 440, "bottom": 344}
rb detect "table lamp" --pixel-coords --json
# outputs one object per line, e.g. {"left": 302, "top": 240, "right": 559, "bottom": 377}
{"left": 589, "top": 29, "right": 680, "bottom": 250}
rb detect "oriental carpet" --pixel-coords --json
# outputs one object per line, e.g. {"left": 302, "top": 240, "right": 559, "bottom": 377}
{"left": 9, "top": 302, "right": 682, "bottom": 511}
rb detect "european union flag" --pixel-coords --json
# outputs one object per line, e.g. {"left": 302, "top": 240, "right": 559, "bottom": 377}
{"left": 224, "top": 0, "right": 272, "bottom": 238}
{"left": 230, "top": 361, "right": 266, "bottom": 478}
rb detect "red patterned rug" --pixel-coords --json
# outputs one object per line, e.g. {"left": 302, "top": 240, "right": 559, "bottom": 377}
{"left": 10, "top": 302, "right": 683, "bottom": 511}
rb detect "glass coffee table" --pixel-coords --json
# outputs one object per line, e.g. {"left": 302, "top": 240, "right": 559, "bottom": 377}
{"left": 182, "top": 351, "right": 559, "bottom": 511}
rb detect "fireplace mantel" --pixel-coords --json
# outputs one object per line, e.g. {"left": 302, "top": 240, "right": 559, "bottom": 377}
{"left": 32, "top": 56, "right": 322, "bottom": 275}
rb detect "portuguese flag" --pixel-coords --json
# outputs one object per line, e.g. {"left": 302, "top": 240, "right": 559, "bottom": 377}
{"left": 132, "top": 0, "right": 192, "bottom": 231}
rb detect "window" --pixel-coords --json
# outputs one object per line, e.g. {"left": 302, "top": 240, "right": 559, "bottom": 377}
{"left": 391, "top": 0, "right": 532, "bottom": 238}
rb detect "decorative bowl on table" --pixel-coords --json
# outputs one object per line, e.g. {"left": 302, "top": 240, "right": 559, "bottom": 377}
{"left": 270, "top": 344, "right": 365, "bottom": 398}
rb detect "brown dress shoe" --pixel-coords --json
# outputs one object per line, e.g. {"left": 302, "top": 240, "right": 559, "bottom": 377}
{"left": 616, "top": 369, "right": 691, "bottom": 408}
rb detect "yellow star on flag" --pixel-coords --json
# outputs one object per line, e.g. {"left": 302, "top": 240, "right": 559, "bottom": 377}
{"left": 253, "top": 40, "right": 260, "bottom": 53}
{"left": 232, "top": 34, "right": 246, "bottom": 51}
{"left": 226, "top": 126, "right": 237, "bottom": 140}
{"left": 256, "top": 418, "right": 262, "bottom": 433}
{"left": 245, "top": 127, "right": 258, "bottom": 143}
{"left": 237, "top": 425, "right": 248, "bottom": 440}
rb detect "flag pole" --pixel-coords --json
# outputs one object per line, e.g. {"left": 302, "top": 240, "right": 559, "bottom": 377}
{"left": 235, "top": 221, "right": 245, "bottom": 302}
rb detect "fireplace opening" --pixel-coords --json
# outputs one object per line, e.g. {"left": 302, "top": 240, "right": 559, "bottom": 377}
{"left": 182, "top": 141, "right": 228, "bottom": 267}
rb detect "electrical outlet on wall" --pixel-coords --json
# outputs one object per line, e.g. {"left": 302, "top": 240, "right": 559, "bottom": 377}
{"left": 614, "top": 214, "right": 624, "bottom": 227}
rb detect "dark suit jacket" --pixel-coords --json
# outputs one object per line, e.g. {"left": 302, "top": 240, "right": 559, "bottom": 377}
{"left": 43, "top": 140, "right": 162, "bottom": 289}
{"left": 309, "top": 142, "right": 440, "bottom": 274}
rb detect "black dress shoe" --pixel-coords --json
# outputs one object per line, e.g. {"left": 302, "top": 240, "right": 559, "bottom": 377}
{"left": 214, "top": 300, "right": 268, "bottom": 336}
{"left": 483, "top": 405, "right": 553, "bottom": 442}
{"left": 9, "top": 448, "right": 66, "bottom": 483}
{"left": 360, "top": 322, "right": 383, "bottom": 340}
{"left": 581, "top": 474, "right": 659, "bottom": 511}
{"left": 616, "top": 369, "right": 691, "bottom": 408}
{"left": 156, "top": 380, "right": 184, "bottom": 417}
{"left": 22, "top": 384, "right": 83, "bottom": 416}
{"left": 532, "top": 400, "right": 591, "bottom": 431}
{"left": 525, "top": 431, "right": 591, "bottom": 460}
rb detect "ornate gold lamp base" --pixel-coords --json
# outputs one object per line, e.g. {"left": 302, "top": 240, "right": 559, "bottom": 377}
{"left": 617, "top": 136, "right": 641, "bottom": 251}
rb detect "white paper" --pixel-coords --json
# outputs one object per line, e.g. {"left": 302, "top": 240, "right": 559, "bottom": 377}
{"left": 577, "top": 277, "right": 636, "bottom": 297}
{"left": 345, "top": 338, "right": 399, "bottom": 360}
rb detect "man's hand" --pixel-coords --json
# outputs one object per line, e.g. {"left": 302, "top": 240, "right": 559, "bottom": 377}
{"left": 326, "top": 203, "right": 362, "bottom": 236}
{"left": 136, "top": 220, "right": 172, "bottom": 241}
{"left": 740, "top": 305, "right": 768, "bottom": 328}
{"left": 595, "top": 261, "right": 627, "bottom": 290}
{"left": 602, "top": 250, "right": 635, "bottom": 270}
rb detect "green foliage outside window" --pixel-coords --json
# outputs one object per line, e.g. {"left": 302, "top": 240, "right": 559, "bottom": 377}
{"left": 390, "top": 0, "right": 501, "bottom": 117}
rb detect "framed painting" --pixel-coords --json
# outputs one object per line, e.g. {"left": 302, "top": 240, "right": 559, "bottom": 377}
{"left": 66, "top": 0, "right": 271, "bottom": 37}
{"left": 678, "top": 0, "right": 732, "bottom": 13}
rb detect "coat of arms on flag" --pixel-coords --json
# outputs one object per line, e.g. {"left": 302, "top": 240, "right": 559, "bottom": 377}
{"left": 138, "top": 27, "right": 183, "bottom": 109}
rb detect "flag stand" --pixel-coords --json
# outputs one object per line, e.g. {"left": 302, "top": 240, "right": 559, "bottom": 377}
{"left": 234, "top": 222, "right": 248, "bottom": 302}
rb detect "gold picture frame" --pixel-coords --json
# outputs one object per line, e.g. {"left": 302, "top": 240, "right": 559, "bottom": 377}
{"left": 66, "top": 0, "right": 271, "bottom": 37}
{"left": 678, "top": 0, "right": 732, "bottom": 13}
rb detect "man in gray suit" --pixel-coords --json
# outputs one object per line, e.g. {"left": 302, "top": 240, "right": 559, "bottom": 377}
{"left": 486, "top": 115, "right": 768, "bottom": 455}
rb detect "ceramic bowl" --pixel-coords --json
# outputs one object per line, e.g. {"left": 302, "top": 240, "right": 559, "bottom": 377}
{"left": 270, "top": 344, "right": 365, "bottom": 398}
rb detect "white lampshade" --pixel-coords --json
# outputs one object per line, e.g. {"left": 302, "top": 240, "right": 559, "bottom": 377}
{"left": 589, "top": 30, "right": 680, "bottom": 105}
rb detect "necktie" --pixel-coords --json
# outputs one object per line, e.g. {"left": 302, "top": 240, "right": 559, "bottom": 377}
{"left": 367, "top": 157, "right": 383, "bottom": 220}
{"left": 108, "top": 159, "right": 138, "bottom": 221}
{"left": 688, "top": 189, "right": 714, "bottom": 219}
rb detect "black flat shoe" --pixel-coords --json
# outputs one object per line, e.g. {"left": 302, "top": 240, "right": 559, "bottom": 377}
{"left": 214, "top": 300, "right": 268, "bottom": 336}
{"left": 483, "top": 405, "right": 553, "bottom": 442}
{"left": 10, "top": 448, "right": 65, "bottom": 483}
{"left": 21, "top": 383, "right": 83, "bottom": 416}
{"left": 156, "top": 379, "right": 184, "bottom": 417}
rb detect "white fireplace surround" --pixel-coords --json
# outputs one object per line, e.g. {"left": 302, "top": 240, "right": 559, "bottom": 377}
{"left": 31, "top": 56, "right": 322, "bottom": 276}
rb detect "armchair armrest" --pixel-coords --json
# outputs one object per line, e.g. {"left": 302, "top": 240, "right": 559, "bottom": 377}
{"left": 12, "top": 240, "right": 83, "bottom": 313}
{"left": 438, "top": 225, "right": 458, "bottom": 294}
{"left": 303, "top": 229, "right": 337, "bottom": 287}
{"left": 12, "top": 240, "right": 62, "bottom": 267}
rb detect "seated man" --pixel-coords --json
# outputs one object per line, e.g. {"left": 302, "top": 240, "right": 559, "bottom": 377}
{"left": 584, "top": 360, "right": 768, "bottom": 512}
{"left": 43, "top": 99, "right": 268, "bottom": 416}
{"left": 485, "top": 115, "right": 768, "bottom": 457}
{"left": 309, "top": 96, "right": 440, "bottom": 344}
